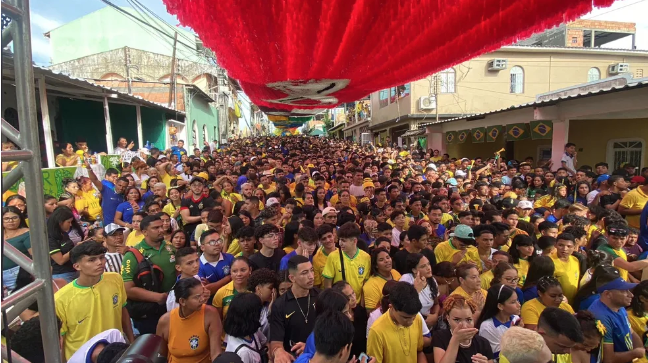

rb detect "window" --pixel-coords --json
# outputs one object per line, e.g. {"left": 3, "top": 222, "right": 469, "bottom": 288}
{"left": 203, "top": 125, "right": 208, "bottom": 143}
{"left": 607, "top": 139, "right": 644, "bottom": 171}
{"left": 571, "top": 37, "right": 578, "bottom": 44}
{"left": 636, "top": 69, "right": 644, "bottom": 78}
{"left": 379, "top": 89, "right": 389, "bottom": 107}
{"left": 587, "top": 67, "right": 600, "bottom": 82}
{"left": 510, "top": 66, "right": 524, "bottom": 94}
{"left": 440, "top": 68, "right": 455, "bottom": 93}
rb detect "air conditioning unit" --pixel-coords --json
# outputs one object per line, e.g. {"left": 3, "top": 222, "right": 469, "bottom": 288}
{"left": 609, "top": 63, "right": 630, "bottom": 74}
{"left": 488, "top": 59, "right": 508, "bottom": 71}
{"left": 419, "top": 96, "right": 436, "bottom": 110}
{"left": 361, "top": 133, "right": 371, "bottom": 145}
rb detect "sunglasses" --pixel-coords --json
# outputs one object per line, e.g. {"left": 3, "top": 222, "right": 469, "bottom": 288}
{"left": 608, "top": 227, "right": 628, "bottom": 237}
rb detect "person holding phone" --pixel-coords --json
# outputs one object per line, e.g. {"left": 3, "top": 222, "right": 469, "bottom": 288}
{"left": 432, "top": 295, "right": 494, "bottom": 363}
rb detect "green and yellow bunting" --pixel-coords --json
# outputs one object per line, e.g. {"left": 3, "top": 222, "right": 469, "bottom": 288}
{"left": 457, "top": 130, "right": 470, "bottom": 144}
{"left": 471, "top": 127, "right": 486, "bottom": 143}
{"left": 530, "top": 121, "right": 553, "bottom": 140}
{"left": 486, "top": 125, "right": 503, "bottom": 142}
{"left": 445, "top": 131, "right": 457, "bottom": 144}
{"left": 506, "top": 123, "right": 530, "bottom": 141}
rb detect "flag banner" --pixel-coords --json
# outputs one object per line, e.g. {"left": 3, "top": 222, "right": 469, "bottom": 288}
{"left": 457, "top": 130, "right": 470, "bottom": 144}
{"left": 486, "top": 125, "right": 503, "bottom": 142}
{"left": 530, "top": 120, "right": 553, "bottom": 140}
{"left": 445, "top": 131, "right": 457, "bottom": 144}
{"left": 471, "top": 127, "right": 486, "bottom": 143}
{"left": 506, "top": 123, "right": 530, "bottom": 141}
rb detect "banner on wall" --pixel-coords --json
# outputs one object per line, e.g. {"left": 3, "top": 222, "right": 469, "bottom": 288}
{"left": 457, "top": 130, "right": 470, "bottom": 144}
{"left": 506, "top": 123, "right": 530, "bottom": 141}
{"left": 2, "top": 167, "right": 76, "bottom": 198}
{"left": 530, "top": 120, "right": 553, "bottom": 140}
{"left": 445, "top": 131, "right": 457, "bottom": 144}
{"left": 486, "top": 125, "right": 503, "bottom": 142}
{"left": 471, "top": 127, "right": 486, "bottom": 143}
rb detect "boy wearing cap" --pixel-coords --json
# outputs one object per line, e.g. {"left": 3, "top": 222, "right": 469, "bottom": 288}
{"left": 597, "top": 221, "right": 648, "bottom": 283}
{"left": 103, "top": 223, "right": 126, "bottom": 273}
{"left": 588, "top": 277, "right": 645, "bottom": 363}
{"left": 516, "top": 201, "right": 534, "bottom": 222}
{"left": 180, "top": 177, "right": 215, "bottom": 235}
{"left": 433, "top": 224, "right": 482, "bottom": 269}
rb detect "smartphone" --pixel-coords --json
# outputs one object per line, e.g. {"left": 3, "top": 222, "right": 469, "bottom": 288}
{"left": 358, "top": 353, "right": 371, "bottom": 363}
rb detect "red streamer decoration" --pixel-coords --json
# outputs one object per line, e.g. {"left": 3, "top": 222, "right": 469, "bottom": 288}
{"left": 163, "top": 0, "right": 616, "bottom": 115}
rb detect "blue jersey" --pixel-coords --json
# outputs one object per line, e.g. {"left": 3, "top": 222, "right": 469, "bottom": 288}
{"left": 198, "top": 253, "right": 234, "bottom": 283}
{"left": 589, "top": 299, "right": 633, "bottom": 354}
{"left": 279, "top": 250, "right": 313, "bottom": 271}
{"left": 100, "top": 187, "right": 124, "bottom": 225}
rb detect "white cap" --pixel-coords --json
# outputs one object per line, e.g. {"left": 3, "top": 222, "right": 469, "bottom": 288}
{"left": 266, "top": 197, "right": 280, "bottom": 207}
{"left": 518, "top": 200, "right": 534, "bottom": 209}
{"left": 323, "top": 207, "right": 338, "bottom": 216}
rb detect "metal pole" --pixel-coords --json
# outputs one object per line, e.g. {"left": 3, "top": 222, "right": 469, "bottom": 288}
{"left": 38, "top": 77, "right": 55, "bottom": 168}
{"left": 104, "top": 96, "right": 114, "bottom": 153}
{"left": 136, "top": 104, "right": 143, "bottom": 149}
{"left": 124, "top": 46, "right": 132, "bottom": 94}
{"left": 0, "top": 0, "right": 62, "bottom": 360}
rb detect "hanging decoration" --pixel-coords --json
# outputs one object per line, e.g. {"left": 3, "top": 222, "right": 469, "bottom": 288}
{"left": 163, "top": 0, "right": 617, "bottom": 129}
{"left": 457, "top": 130, "right": 470, "bottom": 144}
{"left": 530, "top": 121, "right": 554, "bottom": 140}
{"left": 487, "top": 126, "right": 503, "bottom": 142}
{"left": 506, "top": 123, "right": 531, "bottom": 141}
{"left": 471, "top": 127, "right": 486, "bottom": 143}
{"left": 445, "top": 132, "right": 457, "bottom": 144}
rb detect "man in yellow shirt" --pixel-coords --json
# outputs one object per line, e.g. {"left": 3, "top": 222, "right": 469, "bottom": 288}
{"left": 619, "top": 182, "right": 648, "bottom": 229}
{"left": 550, "top": 234, "right": 580, "bottom": 304}
{"left": 313, "top": 224, "right": 337, "bottom": 288}
{"left": 367, "top": 282, "right": 424, "bottom": 363}
{"left": 258, "top": 174, "right": 277, "bottom": 194}
{"left": 597, "top": 221, "right": 648, "bottom": 282}
{"left": 55, "top": 241, "right": 134, "bottom": 360}
{"left": 434, "top": 224, "right": 482, "bottom": 268}
{"left": 322, "top": 222, "right": 371, "bottom": 299}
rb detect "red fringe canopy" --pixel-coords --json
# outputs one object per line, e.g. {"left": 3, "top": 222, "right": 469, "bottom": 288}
{"left": 163, "top": 0, "right": 616, "bottom": 116}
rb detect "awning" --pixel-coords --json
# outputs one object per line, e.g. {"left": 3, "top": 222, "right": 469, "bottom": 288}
{"left": 328, "top": 123, "right": 345, "bottom": 133}
{"left": 401, "top": 129, "right": 426, "bottom": 137}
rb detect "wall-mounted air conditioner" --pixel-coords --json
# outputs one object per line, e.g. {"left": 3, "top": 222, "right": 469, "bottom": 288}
{"left": 609, "top": 63, "right": 630, "bottom": 75}
{"left": 488, "top": 59, "right": 508, "bottom": 71}
{"left": 419, "top": 96, "right": 436, "bottom": 110}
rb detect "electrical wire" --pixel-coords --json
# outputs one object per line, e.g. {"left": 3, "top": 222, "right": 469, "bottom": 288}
{"left": 584, "top": 0, "right": 647, "bottom": 19}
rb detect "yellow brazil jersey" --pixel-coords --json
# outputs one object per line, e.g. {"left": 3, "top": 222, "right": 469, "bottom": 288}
{"left": 363, "top": 271, "right": 402, "bottom": 311}
{"left": 322, "top": 248, "right": 371, "bottom": 299}
{"left": 125, "top": 230, "right": 144, "bottom": 247}
{"left": 627, "top": 308, "right": 648, "bottom": 339}
{"left": 55, "top": 273, "right": 127, "bottom": 360}
{"left": 259, "top": 183, "right": 276, "bottom": 194}
{"left": 312, "top": 247, "right": 332, "bottom": 288}
{"left": 480, "top": 270, "right": 494, "bottom": 290}
{"left": 212, "top": 280, "right": 247, "bottom": 319}
{"left": 226, "top": 238, "right": 241, "bottom": 256}
{"left": 450, "top": 286, "right": 488, "bottom": 307}
{"left": 597, "top": 243, "right": 630, "bottom": 281}
{"left": 620, "top": 188, "right": 648, "bottom": 228}
{"left": 441, "top": 213, "right": 453, "bottom": 226}
{"left": 520, "top": 298, "right": 574, "bottom": 326}
{"left": 76, "top": 190, "right": 102, "bottom": 221}
{"left": 550, "top": 253, "right": 580, "bottom": 305}
{"left": 434, "top": 240, "right": 482, "bottom": 270}
{"left": 367, "top": 310, "right": 424, "bottom": 363}
{"left": 514, "top": 259, "right": 530, "bottom": 288}
{"left": 329, "top": 194, "right": 358, "bottom": 207}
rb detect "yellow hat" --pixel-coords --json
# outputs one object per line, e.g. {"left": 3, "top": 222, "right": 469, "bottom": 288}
{"left": 363, "top": 180, "right": 375, "bottom": 189}
{"left": 503, "top": 191, "right": 518, "bottom": 199}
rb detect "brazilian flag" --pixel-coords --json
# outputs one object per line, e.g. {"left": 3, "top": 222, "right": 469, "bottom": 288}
{"left": 445, "top": 131, "right": 457, "bottom": 144}
{"left": 471, "top": 127, "right": 486, "bottom": 143}
{"left": 486, "top": 125, "right": 502, "bottom": 142}
{"left": 506, "top": 123, "right": 530, "bottom": 141}
{"left": 530, "top": 121, "right": 553, "bottom": 140}
{"left": 457, "top": 130, "right": 470, "bottom": 144}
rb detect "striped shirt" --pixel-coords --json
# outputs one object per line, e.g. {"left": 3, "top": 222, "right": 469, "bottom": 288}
{"left": 104, "top": 252, "right": 124, "bottom": 273}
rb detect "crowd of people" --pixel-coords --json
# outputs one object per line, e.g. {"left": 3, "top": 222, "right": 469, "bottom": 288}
{"left": 2, "top": 135, "right": 648, "bottom": 363}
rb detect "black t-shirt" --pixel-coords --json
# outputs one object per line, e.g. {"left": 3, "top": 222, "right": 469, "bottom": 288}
{"left": 600, "top": 192, "right": 621, "bottom": 209}
{"left": 180, "top": 195, "right": 215, "bottom": 234}
{"left": 48, "top": 234, "right": 76, "bottom": 275}
{"left": 249, "top": 249, "right": 286, "bottom": 272}
{"left": 351, "top": 305, "right": 368, "bottom": 358}
{"left": 432, "top": 329, "right": 494, "bottom": 363}
{"left": 269, "top": 288, "right": 319, "bottom": 351}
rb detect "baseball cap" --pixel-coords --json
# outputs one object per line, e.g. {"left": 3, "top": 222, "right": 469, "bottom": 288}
{"left": 323, "top": 207, "right": 338, "bottom": 216}
{"left": 596, "top": 174, "right": 610, "bottom": 184}
{"left": 455, "top": 170, "right": 467, "bottom": 178}
{"left": 446, "top": 178, "right": 458, "bottom": 186}
{"left": 427, "top": 163, "right": 437, "bottom": 171}
{"left": 265, "top": 197, "right": 280, "bottom": 207}
{"left": 104, "top": 223, "right": 125, "bottom": 236}
{"left": 596, "top": 277, "right": 637, "bottom": 293}
{"left": 518, "top": 200, "right": 533, "bottom": 210}
{"left": 451, "top": 224, "right": 474, "bottom": 240}
{"left": 158, "top": 154, "right": 168, "bottom": 160}
{"left": 363, "top": 180, "right": 375, "bottom": 189}
{"left": 631, "top": 176, "right": 646, "bottom": 184}
{"left": 189, "top": 176, "right": 205, "bottom": 185}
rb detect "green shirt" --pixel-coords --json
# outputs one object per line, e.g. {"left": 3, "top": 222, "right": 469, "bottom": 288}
{"left": 121, "top": 240, "right": 177, "bottom": 292}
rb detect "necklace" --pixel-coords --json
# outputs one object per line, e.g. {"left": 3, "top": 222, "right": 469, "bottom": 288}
{"left": 296, "top": 292, "right": 311, "bottom": 324}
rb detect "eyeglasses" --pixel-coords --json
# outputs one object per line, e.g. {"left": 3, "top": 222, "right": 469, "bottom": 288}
{"left": 504, "top": 277, "right": 520, "bottom": 284}
{"left": 204, "top": 239, "right": 224, "bottom": 246}
{"left": 3, "top": 216, "right": 19, "bottom": 222}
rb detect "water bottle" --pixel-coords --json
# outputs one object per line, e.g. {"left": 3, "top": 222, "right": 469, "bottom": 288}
{"left": 95, "top": 215, "right": 103, "bottom": 228}
{"left": 145, "top": 141, "right": 151, "bottom": 149}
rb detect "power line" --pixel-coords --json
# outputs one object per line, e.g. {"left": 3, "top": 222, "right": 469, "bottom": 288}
{"left": 129, "top": 0, "right": 195, "bottom": 44}
{"left": 585, "top": 0, "right": 646, "bottom": 19}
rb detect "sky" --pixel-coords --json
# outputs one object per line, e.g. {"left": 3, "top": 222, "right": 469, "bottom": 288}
{"left": 23, "top": 0, "right": 648, "bottom": 132}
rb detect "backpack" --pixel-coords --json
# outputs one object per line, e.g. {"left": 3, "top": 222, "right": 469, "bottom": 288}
{"left": 234, "top": 335, "right": 268, "bottom": 363}
{"left": 125, "top": 247, "right": 167, "bottom": 319}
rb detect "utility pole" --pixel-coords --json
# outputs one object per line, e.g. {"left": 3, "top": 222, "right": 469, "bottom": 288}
{"left": 124, "top": 46, "right": 132, "bottom": 94}
{"left": 168, "top": 31, "right": 178, "bottom": 108}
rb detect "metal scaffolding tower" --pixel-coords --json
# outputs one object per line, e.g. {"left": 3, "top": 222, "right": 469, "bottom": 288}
{"left": 1, "top": 0, "right": 62, "bottom": 362}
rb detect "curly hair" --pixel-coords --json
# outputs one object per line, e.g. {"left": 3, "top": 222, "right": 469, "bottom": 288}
{"left": 442, "top": 294, "right": 477, "bottom": 314}
{"left": 248, "top": 268, "right": 279, "bottom": 292}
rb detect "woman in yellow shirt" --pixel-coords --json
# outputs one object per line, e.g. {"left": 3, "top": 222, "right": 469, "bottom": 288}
{"left": 533, "top": 184, "right": 567, "bottom": 209}
{"left": 163, "top": 187, "right": 183, "bottom": 227}
{"left": 627, "top": 281, "right": 648, "bottom": 345}
{"left": 75, "top": 177, "right": 102, "bottom": 222}
{"left": 450, "top": 263, "right": 487, "bottom": 318}
{"left": 509, "top": 235, "right": 534, "bottom": 287}
{"left": 520, "top": 276, "right": 574, "bottom": 331}
{"left": 363, "top": 247, "right": 401, "bottom": 312}
{"left": 55, "top": 142, "right": 80, "bottom": 167}
{"left": 213, "top": 257, "right": 251, "bottom": 320}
